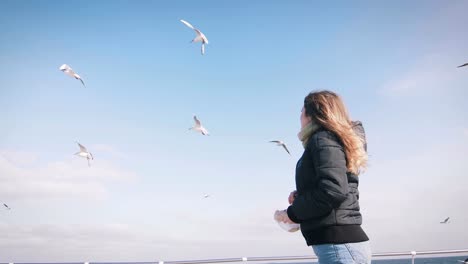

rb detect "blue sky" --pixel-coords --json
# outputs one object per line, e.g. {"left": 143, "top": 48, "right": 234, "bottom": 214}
{"left": 1, "top": 0, "right": 467, "bottom": 262}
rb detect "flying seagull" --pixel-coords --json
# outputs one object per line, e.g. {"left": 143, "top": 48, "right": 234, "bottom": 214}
{"left": 3, "top": 203, "right": 11, "bottom": 210}
{"left": 440, "top": 217, "right": 450, "bottom": 224}
{"left": 269, "top": 140, "right": 291, "bottom": 155}
{"left": 457, "top": 63, "right": 468, "bottom": 68}
{"left": 74, "top": 141, "right": 94, "bottom": 167}
{"left": 204, "top": 194, "right": 210, "bottom": 198}
{"left": 180, "top": 19, "right": 209, "bottom": 55}
{"left": 59, "top": 64, "right": 86, "bottom": 87}
{"left": 189, "top": 115, "right": 209, "bottom": 135}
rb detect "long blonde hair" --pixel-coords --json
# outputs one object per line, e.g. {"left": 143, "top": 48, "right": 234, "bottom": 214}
{"left": 304, "top": 90, "right": 367, "bottom": 174}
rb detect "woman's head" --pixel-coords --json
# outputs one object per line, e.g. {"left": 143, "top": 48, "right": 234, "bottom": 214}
{"left": 302, "top": 90, "right": 367, "bottom": 174}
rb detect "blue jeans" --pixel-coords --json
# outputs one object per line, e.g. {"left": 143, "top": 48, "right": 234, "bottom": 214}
{"left": 312, "top": 241, "right": 372, "bottom": 264}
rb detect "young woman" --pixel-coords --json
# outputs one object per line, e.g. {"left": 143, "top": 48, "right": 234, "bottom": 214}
{"left": 275, "top": 90, "right": 371, "bottom": 264}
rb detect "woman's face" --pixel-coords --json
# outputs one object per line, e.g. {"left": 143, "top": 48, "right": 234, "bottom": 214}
{"left": 300, "top": 107, "right": 312, "bottom": 128}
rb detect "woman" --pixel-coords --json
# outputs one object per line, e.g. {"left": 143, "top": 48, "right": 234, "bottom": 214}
{"left": 275, "top": 90, "right": 371, "bottom": 264}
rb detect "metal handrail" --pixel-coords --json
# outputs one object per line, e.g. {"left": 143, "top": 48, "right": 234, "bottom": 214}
{"left": 3, "top": 248, "right": 468, "bottom": 264}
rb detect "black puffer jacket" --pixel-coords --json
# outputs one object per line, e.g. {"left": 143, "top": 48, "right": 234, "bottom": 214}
{"left": 287, "top": 122, "right": 369, "bottom": 245}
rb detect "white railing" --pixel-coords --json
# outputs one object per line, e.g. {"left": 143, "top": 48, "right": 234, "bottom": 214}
{"left": 3, "top": 248, "right": 468, "bottom": 264}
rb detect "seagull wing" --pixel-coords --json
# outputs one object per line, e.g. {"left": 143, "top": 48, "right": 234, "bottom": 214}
{"left": 194, "top": 28, "right": 203, "bottom": 37}
{"left": 193, "top": 29, "right": 207, "bottom": 44}
{"left": 269, "top": 140, "right": 280, "bottom": 144}
{"left": 64, "top": 67, "right": 75, "bottom": 75}
{"left": 282, "top": 144, "right": 291, "bottom": 155}
{"left": 77, "top": 77, "right": 86, "bottom": 87}
{"left": 194, "top": 116, "right": 201, "bottom": 126}
{"left": 457, "top": 63, "right": 468, "bottom": 68}
{"left": 76, "top": 142, "right": 87, "bottom": 152}
{"left": 200, "top": 32, "right": 208, "bottom": 44}
{"left": 180, "top": 19, "right": 195, "bottom": 30}
{"left": 59, "top": 64, "right": 71, "bottom": 71}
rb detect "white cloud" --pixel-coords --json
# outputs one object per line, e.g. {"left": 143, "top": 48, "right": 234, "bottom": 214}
{"left": 380, "top": 53, "right": 465, "bottom": 96}
{"left": 0, "top": 150, "right": 38, "bottom": 166}
{"left": 91, "top": 144, "right": 127, "bottom": 159}
{"left": 0, "top": 150, "right": 137, "bottom": 202}
{"left": 0, "top": 222, "right": 174, "bottom": 262}
{"left": 0, "top": 220, "right": 310, "bottom": 262}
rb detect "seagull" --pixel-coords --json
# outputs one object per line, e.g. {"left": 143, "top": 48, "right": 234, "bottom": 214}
{"left": 269, "top": 140, "right": 291, "bottom": 155}
{"left": 74, "top": 141, "right": 94, "bottom": 167}
{"left": 457, "top": 63, "right": 468, "bottom": 68}
{"left": 189, "top": 115, "right": 209, "bottom": 135}
{"left": 3, "top": 203, "right": 11, "bottom": 210}
{"left": 59, "top": 64, "right": 86, "bottom": 87}
{"left": 440, "top": 217, "right": 450, "bottom": 224}
{"left": 457, "top": 258, "right": 468, "bottom": 263}
{"left": 180, "top": 19, "right": 209, "bottom": 55}
{"left": 204, "top": 194, "right": 210, "bottom": 198}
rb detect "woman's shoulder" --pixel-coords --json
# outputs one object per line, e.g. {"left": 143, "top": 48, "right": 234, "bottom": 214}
{"left": 308, "top": 128, "right": 342, "bottom": 149}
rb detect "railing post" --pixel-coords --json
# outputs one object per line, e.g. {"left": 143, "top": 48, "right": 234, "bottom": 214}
{"left": 411, "top": 251, "right": 417, "bottom": 264}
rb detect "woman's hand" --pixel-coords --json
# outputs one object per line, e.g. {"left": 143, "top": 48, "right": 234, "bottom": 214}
{"left": 274, "top": 209, "right": 295, "bottom": 224}
{"left": 288, "top": 190, "right": 297, "bottom": 205}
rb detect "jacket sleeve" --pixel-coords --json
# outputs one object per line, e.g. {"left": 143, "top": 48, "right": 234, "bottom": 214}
{"left": 287, "top": 136, "right": 349, "bottom": 222}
